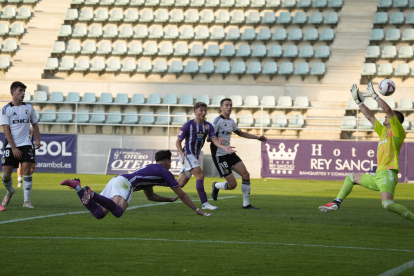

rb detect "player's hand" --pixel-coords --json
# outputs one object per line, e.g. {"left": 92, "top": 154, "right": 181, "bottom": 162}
{"left": 196, "top": 210, "right": 212, "bottom": 216}
{"left": 170, "top": 196, "right": 179, "bottom": 202}
{"left": 350, "top": 84, "right": 363, "bottom": 105}
{"left": 363, "top": 82, "right": 379, "bottom": 100}
{"left": 12, "top": 147, "right": 22, "bottom": 160}
{"left": 258, "top": 135, "right": 267, "bottom": 144}
{"left": 224, "top": 146, "right": 236, "bottom": 154}
{"left": 35, "top": 140, "right": 41, "bottom": 149}
{"left": 218, "top": 137, "right": 226, "bottom": 145}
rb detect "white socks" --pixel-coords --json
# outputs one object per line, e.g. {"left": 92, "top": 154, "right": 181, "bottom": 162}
{"left": 23, "top": 175, "right": 33, "bottom": 203}
{"left": 241, "top": 179, "right": 251, "bottom": 207}
{"left": 18, "top": 175, "right": 22, "bottom": 183}
{"left": 215, "top": 181, "right": 228, "bottom": 190}
{"left": 2, "top": 176, "right": 13, "bottom": 193}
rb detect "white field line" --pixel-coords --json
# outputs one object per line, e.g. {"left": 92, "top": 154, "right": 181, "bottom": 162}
{"left": 1, "top": 236, "right": 414, "bottom": 253}
{"left": 379, "top": 260, "right": 414, "bottom": 276}
{"left": 0, "top": 196, "right": 237, "bottom": 225}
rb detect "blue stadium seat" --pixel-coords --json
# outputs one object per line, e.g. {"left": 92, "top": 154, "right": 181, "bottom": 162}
{"left": 268, "top": 45, "right": 282, "bottom": 57}
{"left": 148, "top": 94, "right": 161, "bottom": 104}
{"left": 163, "top": 94, "right": 178, "bottom": 104}
{"left": 257, "top": 28, "right": 271, "bottom": 40}
{"left": 180, "top": 95, "right": 194, "bottom": 105}
{"left": 82, "top": 92, "right": 96, "bottom": 103}
{"left": 122, "top": 111, "right": 139, "bottom": 124}
{"left": 131, "top": 94, "right": 145, "bottom": 104}
{"left": 99, "top": 93, "right": 113, "bottom": 103}
{"left": 49, "top": 92, "right": 64, "bottom": 102}
{"left": 40, "top": 110, "right": 57, "bottom": 122}
{"left": 200, "top": 61, "right": 215, "bottom": 74}
{"left": 139, "top": 112, "right": 155, "bottom": 125}
{"left": 106, "top": 111, "right": 122, "bottom": 124}
{"left": 272, "top": 28, "right": 286, "bottom": 41}
{"left": 56, "top": 110, "right": 73, "bottom": 123}
{"left": 216, "top": 61, "right": 230, "bottom": 74}
{"left": 279, "top": 62, "right": 293, "bottom": 75}
{"left": 155, "top": 112, "right": 171, "bottom": 125}
{"left": 90, "top": 110, "right": 106, "bottom": 124}
{"left": 115, "top": 93, "right": 129, "bottom": 104}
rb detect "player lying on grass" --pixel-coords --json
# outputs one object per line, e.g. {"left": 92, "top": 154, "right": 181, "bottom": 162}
{"left": 319, "top": 83, "right": 414, "bottom": 223}
{"left": 61, "top": 150, "right": 212, "bottom": 219}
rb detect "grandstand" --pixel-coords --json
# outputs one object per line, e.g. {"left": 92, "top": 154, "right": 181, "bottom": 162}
{"left": 0, "top": 0, "right": 414, "bottom": 176}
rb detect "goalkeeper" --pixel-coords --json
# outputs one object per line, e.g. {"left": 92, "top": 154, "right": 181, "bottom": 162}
{"left": 319, "top": 82, "right": 414, "bottom": 223}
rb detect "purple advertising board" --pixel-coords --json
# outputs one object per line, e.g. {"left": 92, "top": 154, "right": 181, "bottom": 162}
{"left": 261, "top": 139, "right": 410, "bottom": 182}
{"left": 0, "top": 133, "right": 77, "bottom": 173}
{"left": 106, "top": 148, "right": 202, "bottom": 175}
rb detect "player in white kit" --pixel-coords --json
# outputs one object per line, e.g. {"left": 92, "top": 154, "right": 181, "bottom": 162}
{"left": 0, "top": 81, "right": 41, "bottom": 211}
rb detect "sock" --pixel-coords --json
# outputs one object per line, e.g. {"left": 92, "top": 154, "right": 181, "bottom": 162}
{"left": 23, "top": 175, "right": 33, "bottom": 203}
{"left": 196, "top": 179, "right": 208, "bottom": 204}
{"left": 93, "top": 193, "right": 124, "bottom": 218}
{"left": 76, "top": 189, "right": 105, "bottom": 219}
{"left": 2, "top": 177, "right": 13, "bottom": 193}
{"left": 75, "top": 185, "right": 82, "bottom": 192}
{"left": 215, "top": 181, "right": 228, "bottom": 190}
{"left": 383, "top": 200, "right": 414, "bottom": 222}
{"left": 335, "top": 174, "right": 354, "bottom": 203}
{"left": 241, "top": 179, "right": 251, "bottom": 207}
{"left": 17, "top": 175, "right": 22, "bottom": 183}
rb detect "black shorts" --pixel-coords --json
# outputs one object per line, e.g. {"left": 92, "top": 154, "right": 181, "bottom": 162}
{"left": 2, "top": 145, "right": 36, "bottom": 168}
{"left": 212, "top": 153, "right": 242, "bottom": 178}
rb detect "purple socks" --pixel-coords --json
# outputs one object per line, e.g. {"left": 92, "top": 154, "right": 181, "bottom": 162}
{"left": 77, "top": 189, "right": 105, "bottom": 219}
{"left": 196, "top": 179, "right": 208, "bottom": 204}
{"left": 93, "top": 193, "right": 124, "bottom": 218}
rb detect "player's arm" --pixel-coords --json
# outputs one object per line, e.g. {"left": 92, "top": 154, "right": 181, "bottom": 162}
{"left": 2, "top": 124, "right": 22, "bottom": 159}
{"left": 365, "top": 82, "right": 395, "bottom": 120}
{"left": 350, "top": 84, "right": 376, "bottom": 127}
{"left": 32, "top": 122, "right": 41, "bottom": 149}
{"left": 143, "top": 187, "right": 179, "bottom": 202}
{"left": 211, "top": 137, "right": 236, "bottom": 154}
{"left": 172, "top": 186, "right": 211, "bottom": 216}
{"left": 237, "top": 131, "right": 267, "bottom": 144}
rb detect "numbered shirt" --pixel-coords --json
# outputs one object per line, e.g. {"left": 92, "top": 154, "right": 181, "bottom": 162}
{"left": 177, "top": 119, "right": 216, "bottom": 159}
{"left": 0, "top": 102, "right": 38, "bottom": 148}
{"left": 120, "top": 163, "right": 179, "bottom": 191}
{"left": 210, "top": 115, "right": 240, "bottom": 157}
{"left": 374, "top": 115, "right": 406, "bottom": 172}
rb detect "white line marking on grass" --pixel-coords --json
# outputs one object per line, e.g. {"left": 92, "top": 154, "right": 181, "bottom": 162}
{"left": 379, "top": 260, "right": 414, "bottom": 276}
{"left": 1, "top": 236, "right": 414, "bottom": 253}
{"left": 0, "top": 196, "right": 237, "bottom": 225}
{"left": 255, "top": 188, "right": 330, "bottom": 191}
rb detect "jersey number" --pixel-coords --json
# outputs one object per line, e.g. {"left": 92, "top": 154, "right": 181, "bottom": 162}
{"left": 220, "top": 161, "right": 228, "bottom": 169}
{"left": 4, "top": 150, "right": 9, "bottom": 157}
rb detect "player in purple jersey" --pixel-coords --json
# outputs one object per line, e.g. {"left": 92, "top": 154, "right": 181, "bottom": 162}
{"left": 176, "top": 102, "right": 236, "bottom": 210}
{"left": 60, "top": 150, "right": 212, "bottom": 219}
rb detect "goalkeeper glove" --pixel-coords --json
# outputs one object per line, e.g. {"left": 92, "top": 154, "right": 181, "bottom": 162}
{"left": 363, "top": 82, "right": 379, "bottom": 101}
{"left": 350, "top": 84, "right": 363, "bottom": 106}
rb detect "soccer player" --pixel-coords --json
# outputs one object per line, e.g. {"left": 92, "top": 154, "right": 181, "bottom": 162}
{"left": 210, "top": 98, "right": 267, "bottom": 209}
{"left": 0, "top": 81, "right": 40, "bottom": 211}
{"left": 319, "top": 83, "right": 414, "bottom": 223}
{"left": 176, "top": 102, "right": 236, "bottom": 211}
{"left": 60, "top": 150, "right": 212, "bottom": 219}
{"left": 17, "top": 126, "right": 36, "bottom": 188}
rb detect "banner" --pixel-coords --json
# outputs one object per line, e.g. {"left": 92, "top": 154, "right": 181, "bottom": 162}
{"left": 0, "top": 133, "right": 77, "bottom": 173}
{"left": 261, "top": 139, "right": 409, "bottom": 182}
{"left": 105, "top": 148, "right": 202, "bottom": 175}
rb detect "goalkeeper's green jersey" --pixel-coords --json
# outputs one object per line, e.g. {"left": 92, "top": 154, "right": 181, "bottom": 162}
{"left": 373, "top": 114, "right": 406, "bottom": 172}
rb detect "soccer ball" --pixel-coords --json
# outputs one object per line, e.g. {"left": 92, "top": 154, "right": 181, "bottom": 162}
{"left": 378, "top": 79, "right": 396, "bottom": 96}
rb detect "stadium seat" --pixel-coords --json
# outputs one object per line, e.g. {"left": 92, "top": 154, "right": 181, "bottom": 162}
{"left": 299, "top": 46, "right": 314, "bottom": 58}
{"left": 341, "top": 116, "right": 357, "bottom": 129}
{"left": 229, "top": 95, "right": 243, "bottom": 106}
{"left": 196, "top": 95, "right": 210, "bottom": 104}
{"left": 283, "top": 45, "right": 298, "bottom": 58}
{"left": 103, "top": 25, "right": 118, "bottom": 39}
{"left": 170, "top": 10, "right": 184, "bottom": 23}
{"left": 155, "top": 112, "right": 171, "bottom": 125}
{"left": 0, "top": 24, "right": 9, "bottom": 36}
{"left": 90, "top": 58, "right": 105, "bottom": 72}
{"left": 361, "top": 63, "right": 376, "bottom": 75}
{"left": 94, "top": 9, "right": 109, "bottom": 22}
{"left": 293, "top": 12, "right": 307, "bottom": 24}
{"left": 128, "top": 42, "right": 143, "bottom": 55}
{"left": 231, "top": 10, "right": 245, "bottom": 24}
{"left": 59, "top": 58, "right": 74, "bottom": 71}
{"left": 272, "top": 115, "right": 287, "bottom": 127}
{"left": 176, "top": 0, "right": 191, "bottom": 6}
{"left": 140, "top": 9, "right": 154, "bottom": 22}
{"left": 163, "top": 94, "right": 178, "bottom": 104}
{"left": 143, "top": 42, "right": 158, "bottom": 56}
{"left": 242, "top": 28, "right": 256, "bottom": 40}
{"left": 252, "top": 45, "right": 266, "bottom": 57}
{"left": 119, "top": 26, "right": 133, "bottom": 39}
{"left": 190, "top": 44, "right": 204, "bottom": 56}
{"left": 212, "top": 95, "right": 225, "bottom": 105}
{"left": 262, "top": 12, "right": 275, "bottom": 24}
{"left": 0, "top": 57, "right": 10, "bottom": 70}
{"left": 272, "top": 28, "right": 287, "bottom": 41}
{"left": 79, "top": 8, "right": 93, "bottom": 22}
{"left": 238, "top": 114, "right": 253, "bottom": 127}
{"left": 370, "top": 29, "right": 384, "bottom": 41}
{"left": 145, "top": 0, "right": 160, "bottom": 6}
{"left": 366, "top": 46, "right": 380, "bottom": 58}
{"left": 252, "top": 0, "right": 266, "bottom": 7}
{"left": 346, "top": 98, "right": 358, "bottom": 109}
{"left": 131, "top": 94, "right": 145, "bottom": 104}
{"left": 257, "top": 28, "right": 271, "bottom": 40}
{"left": 84, "top": 0, "right": 99, "bottom": 5}
{"left": 66, "top": 41, "right": 81, "bottom": 55}
{"left": 358, "top": 117, "right": 373, "bottom": 130}
{"left": 364, "top": 97, "right": 378, "bottom": 109}
{"left": 82, "top": 92, "right": 96, "bottom": 103}
{"left": 268, "top": 45, "right": 282, "bottom": 57}
{"left": 89, "top": 110, "right": 105, "bottom": 124}
{"left": 159, "top": 42, "right": 173, "bottom": 56}
{"left": 44, "top": 58, "right": 58, "bottom": 71}
{"left": 149, "top": 25, "right": 163, "bottom": 39}
{"left": 184, "top": 61, "right": 199, "bottom": 74}
{"left": 195, "top": 27, "right": 210, "bottom": 40}
{"left": 180, "top": 95, "right": 194, "bottom": 105}
{"left": 2, "top": 7, "right": 16, "bottom": 19}
{"left": 320, "top": 28, "right": 334, "bottom": 41}
{"left": 33, "top": 91, "right": 47, "bottom": 101}
{"left": 226, "top": 28, "right": 240, "bottom": 40}
{"left": 153, "top": 59, "right": 168, "bottom": 73}
{"left": 382, "top": 97, "right": 396, "bottom": 108}
{"left": 313, "top": 0, "right": 326, "bottom": 7}
{"left": 236, "top": 45, "right": 251, "bottom": 57}
{"left": 191, "top": 0, "right": 206, "bottom": 7}
{"left": 288, "top": 115, "right": 304, "bottom": 128}
{"left": 148, "top": 94, "right": 162, "bottom": 104}
{"left": 255, "top": 114, "right": 271, "bottom": 127}
{"left": 115, "top": 93, "right": 129, "bottom": 104}
{"left": 216, "top": 61, "right": 230, "bottom": 74}
{"left": 76, "top": 110, "right": 89, "bottom": 123}
{"left": 395, "top": 0, "right": 408, "bottom": 7}
{"left": 137, "top": 60, "right": 152, "bottom": 73}
{"left": 288, "top": 29, "right": 302, "bottom": 41}
{"left": 205, "top": 0, "right": 219, "bottom": 7}
{"left": 58, "top": 25, "right": 72, "bottom": 38}
{"left": 309, "top": 12, "right": 323, "bottom": 24}
{"left": 97, "top": 41, "right": 112, "bottom": 55}
{"left": 324, "top": 12, "right": 338, "bottom": 24}
{"left": 314, "top": 46, "right": 329, "bottom": 58}
{"left": 395, "top": 64, "right": 410, "bottom": 76}
{"left": 56, "top": 110, "right": 73, "bottom": 123}
{"left": 99, "top": 93, "right": 113, "bottom": 103}
{"left": 174, "top": 43, "right": 189, "bottom": 56}
{"left": 180, "top": 27, "right": 194, "bottom": 39}
{"left": 221, "top": 0, "right": 235, "bottom": 7}
{"left": 304, "top": 29, "right": 318, "bottom": 41}
{"left": 165, "top": 26, "right": 179, "bottom": 39}
{"left": 185, "top": 10, "right": 200, "bottom": 23}
{"left": 294, "top": 96, "right": 309, "bottom": 107}
{"left": 282, "top": 0, "right": 295, "bottom": 7}
{"left": 73, "top": 25, "right": 87, "bottom": 38}
{"left": 382, "top": 46, "right": 397, "bottom": 58}
{"left": 0, "top": 40, "right": 15, "bottom": 53}
{"left": 297, "top": 0, "right": 311, "bottom": 8}
{"left": 279, "top": 62, "right": 293, "bottom": 75}
{"left": 101, "top": 0, "right": 115, "bottom": 4}
{"left": 122, "top": 112, "right": 139, "bottom": 124}
{"left": 134, "top": 26, "right": 148, "bottom": 39}
{"left": 210, "top": 27, "right": 224, "bottom": 40}
{"left": 266, "top": 0, "right": 280, "bottom": 8}
{"left": 377, "top": 63, "right": 393, "bottom": 76}
{"left": 106, "top": 111, "right": 122, "bottom": 124}
{"left": 398, "top": 98, "right": 413, "bottom": 109}
{"left": 66, "top": 92, "right": 80, "bottom": 102}
{"left": 106, "top": 59, "right": 121, "bottom": 72}
{"left": 295, "top": 63, "right": 309, "bottom": 76}
{"left": 125, "top": 9, "right": 139, "bottom": 22}
{"left": 172, "top": 113, "right": 188, "bottom": 126}
{"left": 386, "top": 29, "right": 400, "bottom": 41}
{"left": 121, "top": 59, "right": 137, "bottom": 73}
{"left": 329, "top": 0, "right": 343, "bottom": 8}
{"left": 407, "top": 13, "right": 414, "bottom": 24}
{"left": 311, "top": 62, "right": 325, "bottom": 76}
{"left": 235, "top": 0, "right": 249, "bottom": 7}
{"left": 399, "top": 46, "right": 413, "bottom": 58}
{"left": 402, "top": 29, "right": 414, "bottom": 41}
{"left": 65, "top": 9, "right": 78, "bottom": 21}
{"left": 263, "top": 62, "right": 277, "bottom": 75}
{"left": 374, "top": 12, "right": 388, "bottom": 24}
{"left": 154, "top": 9, "right": 169, "bottom": 23}
{"left": 200, "top": 10, "right": 214, "bottom": 23}
{"left": 245, "top": 95, "right": 259, "bottom": 106}
{"left": 206, "top": 44, "right": 219, "bottom": 56}
{"left": 221, "top": 44, "right": 235, "bottom": 57}
{"left": 168, "top": 61, "right": 184, "bottom": 73}
{"left": 40, "top": 110, "right": 57, "bottom": 122}
{"left": 277, "top": 12, "right": 291, "bottom": 24}
{"left": 247, "top": 11, "right": 260, "bottom": 24}
{"left": 247, "top": 62, "right": 261, "bottom": 75}
{"left": 116, "top": 0, "right": 131, "bottom": 6}
{"left": 200, "top": 60, "right": 215, "bottom": 73}
{"left": 88, "top": 25, "right": 103, "bottom": 38}
{"left": 390, "top": 12, "right": 404, "bottom": 24}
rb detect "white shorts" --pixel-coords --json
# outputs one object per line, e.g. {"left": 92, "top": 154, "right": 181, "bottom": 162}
{"left": 179, "top": 154, "right": 200, "bottom": 179}
{"left": 100, "top": 176, "right": 134, "bottom": 205}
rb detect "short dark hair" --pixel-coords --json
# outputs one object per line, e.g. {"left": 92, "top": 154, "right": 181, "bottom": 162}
{"left": 193, "top": 102, "right": 207, "bottom": 111}
{"left": 10, "top": 81, "right": 26, "bottom": 95}
{"left": 220, "top": 98, "right": 232, "bottom": 107}
{"left": 394, "top": 111, "right": 404, "bottom": 124}
{"left": 155, "top": 150, "right": 172, "bottom": 162}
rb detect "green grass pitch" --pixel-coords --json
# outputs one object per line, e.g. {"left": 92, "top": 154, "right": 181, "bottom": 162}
{"left": 1, "top": 173, "right": 414, "bottom": 276}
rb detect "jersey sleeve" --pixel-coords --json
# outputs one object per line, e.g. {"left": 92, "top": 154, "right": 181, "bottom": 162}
{"left": 30, "top": 105, "right": 38, "bottom": 124}
{"left": 0, "top": 105, "right": 10, "bottom": 125}
{"left": 232, "top": 120, "right": 241, "bottom": 135}
{"left": 212, "top": 117, "right": 220, "bottom": 134}
{"left": 161, "top": 169, "right": 180, "bottom": 189}
{"left": 208, "top": 122, "right": 216, "bottom": 138}
{"left": 389, "top": 114, "right": 406, "bottom": 146}
{"left": 373, "top": 118, "right": 387, "bottom": 136}
{"left": 177, "top": 122, "right": 188, "bottom": 140}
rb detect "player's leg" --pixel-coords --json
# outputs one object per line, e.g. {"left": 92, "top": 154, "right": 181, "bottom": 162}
{"left": 2, "top": 165, "right": 15, "bottom": 207}
{"left": 232, "top": 161, "right": 258, "bottom": 209}
{"left": 177, "top": 171, "right": 190, "bottom": 188}
{"left": 211, "top": 155, "right": 236, "bottom": 200}
{"left": 190, "top": 166, "right": 217, "bottom": 210}
{"left": 31, "top": 162, "right": 35, "bottom": 174}
{"left": 17, "top": 163, "right": 22, "bottom": 188}
{"left": 21, "top": 162, "right": 34, "bottom": 208}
